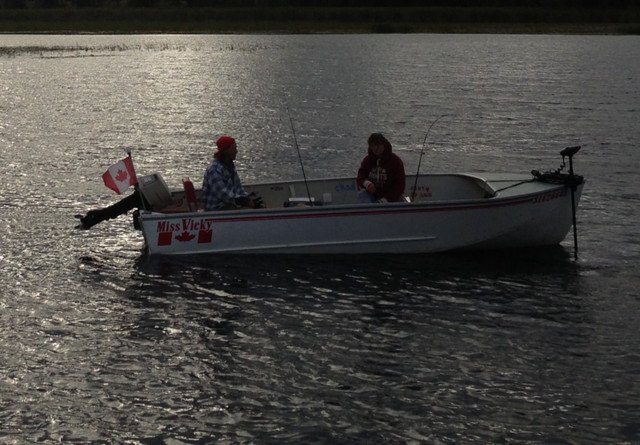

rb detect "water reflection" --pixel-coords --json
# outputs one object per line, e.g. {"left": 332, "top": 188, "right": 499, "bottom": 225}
{"left": 126, "top": 247, "right": 588, "bottom": 342}
{"left": 68, "top": 247, "right": 590, "bottom": 443}
{"left": 133, "top": 246, "right": 580, "bottom": 294}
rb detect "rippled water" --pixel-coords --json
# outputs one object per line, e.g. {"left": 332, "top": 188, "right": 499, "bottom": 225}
{"left": 1, "top": 34, "right": 639, "bottom": 444}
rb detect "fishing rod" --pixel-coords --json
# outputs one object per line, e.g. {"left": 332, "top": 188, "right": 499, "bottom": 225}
{"left": 283, "top": 94, "right": 314, "bottom": 205}
{"left": 411, "top": 114, "right": 447, "bottom": 202}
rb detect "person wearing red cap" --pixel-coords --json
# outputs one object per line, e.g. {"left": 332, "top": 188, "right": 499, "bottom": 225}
{"left": 202, "top": 136, "right": 258, "bottom": 210}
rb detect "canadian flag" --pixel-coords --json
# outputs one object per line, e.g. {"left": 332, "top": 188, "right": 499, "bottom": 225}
{"left": 102, "top": 157, "right": 137, "bottom": 194}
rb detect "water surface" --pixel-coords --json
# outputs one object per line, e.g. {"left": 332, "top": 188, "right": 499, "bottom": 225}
{"left": 1, "top": 34, "right": 639, "bottom": 444}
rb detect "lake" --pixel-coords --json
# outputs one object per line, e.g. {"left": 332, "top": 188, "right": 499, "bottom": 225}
{"left": 1, "top": 33, "right": 639, "bottom": 444}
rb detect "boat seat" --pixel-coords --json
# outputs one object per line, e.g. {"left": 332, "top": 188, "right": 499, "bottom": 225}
{"left": 182, "top": 177, "right": 199, "bottom": 211}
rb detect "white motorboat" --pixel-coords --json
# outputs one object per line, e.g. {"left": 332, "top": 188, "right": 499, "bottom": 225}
{"left": 132, "top": 146, "right": 584, "bottom": 256}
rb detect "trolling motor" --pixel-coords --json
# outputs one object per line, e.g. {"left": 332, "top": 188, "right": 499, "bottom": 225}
{"left": 531, "top": 145, "right": 584, "bottom": 187}
{"left": 532, "top": 146, "right": 584, "bottom": 260}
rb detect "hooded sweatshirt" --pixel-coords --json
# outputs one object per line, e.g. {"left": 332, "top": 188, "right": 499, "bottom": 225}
{"left": 356, "top": 139, "right": 406, "bottom": 202}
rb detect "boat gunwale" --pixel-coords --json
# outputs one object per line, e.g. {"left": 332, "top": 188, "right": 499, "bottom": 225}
{"left": 138, "top": 180, "right": 570, "bottom": 224}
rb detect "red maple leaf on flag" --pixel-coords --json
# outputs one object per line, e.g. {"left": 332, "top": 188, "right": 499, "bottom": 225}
{"left": 115, "top": 169, "right": 129, "bottom": 182}
{"left": 102, "top": 157, "right": 137, "bottom": 194}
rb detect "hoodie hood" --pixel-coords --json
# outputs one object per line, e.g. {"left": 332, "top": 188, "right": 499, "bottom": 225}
{"left": 367, "top": 132, "right": 393, "bottom": 157}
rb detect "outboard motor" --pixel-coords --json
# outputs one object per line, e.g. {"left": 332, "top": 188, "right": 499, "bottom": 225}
{"left": 76, "top": 173, "right": 171, "bottom": 230}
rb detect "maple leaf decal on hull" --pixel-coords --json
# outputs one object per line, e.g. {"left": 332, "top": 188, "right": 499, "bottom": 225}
{"left": 176, "top": 231, "right": 196, "bottom": 242}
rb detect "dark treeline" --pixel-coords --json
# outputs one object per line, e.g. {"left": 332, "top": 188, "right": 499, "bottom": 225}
{"left": 1, "top": 0, "right": 638, "bottom": 8}
{"left": 2, "top": 0, "right": 638, "bottom": 33}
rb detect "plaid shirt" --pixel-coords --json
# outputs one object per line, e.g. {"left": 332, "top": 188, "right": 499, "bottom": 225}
{"left": 202, "top": 160, "right": 247, "bottom": 210}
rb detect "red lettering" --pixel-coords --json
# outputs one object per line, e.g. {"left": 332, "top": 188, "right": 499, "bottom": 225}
{"left": 532, "top": 189, "right": 568, "bottom": 204}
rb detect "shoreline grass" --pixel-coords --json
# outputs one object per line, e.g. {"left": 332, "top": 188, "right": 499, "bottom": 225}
{"left": 1, "top": 7, "right": 639, "bottom": 35}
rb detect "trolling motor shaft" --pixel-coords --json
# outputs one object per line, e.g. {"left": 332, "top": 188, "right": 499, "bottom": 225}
{"left": 561, "top": 145, "right": 581, "bottom": 179}
{"left": 531, "top": 145, "right": 583, "bottom": 260}
{"left": 562, "top": 145, "right": 581, "bottom": 260}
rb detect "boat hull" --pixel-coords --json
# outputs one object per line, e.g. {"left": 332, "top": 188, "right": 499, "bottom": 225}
{"left": 137, "top": 175, "right": 583, "bottom": 255}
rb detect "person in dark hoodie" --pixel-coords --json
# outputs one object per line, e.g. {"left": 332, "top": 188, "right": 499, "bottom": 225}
{"left": 356, "top": 132, "right": 406, "bottom": 203}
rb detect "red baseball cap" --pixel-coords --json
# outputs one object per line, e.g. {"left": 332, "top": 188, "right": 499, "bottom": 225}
{"left": 215, "top": 136, "right": 236, "bottom": 153}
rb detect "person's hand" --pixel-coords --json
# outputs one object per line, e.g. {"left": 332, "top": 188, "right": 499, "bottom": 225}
{"left": 234, "top": 196, "right": 251, "bottom": 207}
{"left": 366, "top": 183, "right": 376, "bottom": 193}
{"left": 249, "top": 192, "right": 264, "bottom": 208}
